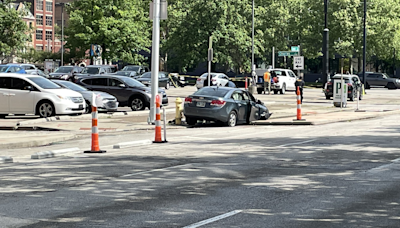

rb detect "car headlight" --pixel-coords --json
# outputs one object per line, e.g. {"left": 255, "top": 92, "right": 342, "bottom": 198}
{"left": 57, "top": 95, "right": 72, "bottom": 101}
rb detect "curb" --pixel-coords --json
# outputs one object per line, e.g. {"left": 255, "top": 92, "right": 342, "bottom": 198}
{"left": 31, "top": 147, "right": 80, "bottom": 159}
{"left": 0, "top": 156, "right": 13, "bottom": 163}
{"left": 113, "top": 140, "right": 153, "bottom": 149}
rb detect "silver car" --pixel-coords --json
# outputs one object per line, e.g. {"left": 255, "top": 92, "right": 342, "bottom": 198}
{"left": 184, "top": 86, "right": 271, "bottom": 127}
{"left": 52, "top": 80, "right": 118, "bottom": 113}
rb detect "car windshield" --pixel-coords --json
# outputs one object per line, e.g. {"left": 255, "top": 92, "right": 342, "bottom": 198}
{"left": 140, "top": 72, "right": 152, "bottom": 78}
{"left": 82, "top": 67, "right": 100, "bottom": 74}
{"left": 115, "top": 71, "right": 132, "bottom": 76}
{"left": 28, "top": 77, "right": 61, "bottom": 89}
{"left": 54, "top": 66, "right": 72, "bottom": 73}
{"left": 271, "top": 70, "right": 285, "bottom": 76}
{"left": 193, "top": 87, "right": 229, "bottom": 97}
{"left": 0, "top": 66, "right": 8, "bottom": 72}
{"left": 119, "top": 77, "right": 146, "bottom": 87}
{"left": 332, "top": 77, "right": 351, "bottom": 83}
{"left": 122, "top": 66, "right": 139, "bottom": 71}
{"left": 55, "top": 80, "right": 87, "bottom": 91}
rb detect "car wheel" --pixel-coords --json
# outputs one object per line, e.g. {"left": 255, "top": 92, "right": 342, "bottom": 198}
{"left": 130, "top": 96, "right": 145, "bottom": 111}
{"left": 36, "top": 101, "right": 55, "bottom": 118}
{"left": 225, "top": 111, "right": 237, "bottom": 127}
{"left": 186, "top": 117, "right": 197, "bottom": 125}
{"left": 165, "top": 82, "right": 170, "bottom": 90}
{"left": 280, "top": 84, "right": 286, "bottom": 94}
{"left": 85, "top": 101, "right": 92, "bottom": 114}
{"left": 365, "top": 82, "right": 370, "bottom": 89}
{"left": 0, "top": 114, "right": 7, "bottom": 119}
{"left": 325, "top": 95, "right": 331, "bottom": 100}
{"left": 387, "top": 82, "right": 397, "bottom": 90}
{"left": 257, "top": 88, "right": 263, "bottom": 94}
{"left": 273, "top": 90, "right": 278, "bottom": 94}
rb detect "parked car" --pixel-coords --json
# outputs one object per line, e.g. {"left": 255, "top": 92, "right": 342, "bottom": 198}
{"left": 136, "top": 72, "right": 171, "bottom": 89}
{"left": 52, "top": 80, "right": 118, "bottom": 113}
{"left": 49, "top": 66, "right": 83, "bottom": 80}
{"left": 114, "top": 71, "right": 137, "bottom": 78}
{"left": 256, "top": 68, "right": 297, "bottom": 94}
{"left": 75, "top": 74, "right": 168, "bottom": 111}
{"left": 121, "top": 65, "right": 149, "bottom": 77}
{"left": 0, "top": 73, "right": 85, "bottom": 118}
{"left": 75, "top": 65, "right": 115, "bottom": 77}
{"left": 0, "top": 64, "right": 27, "bottom": 74}
{"left": 196, "top": 73, "right": 231, "bottom": 89}
{"left": 324, "top": 74, "right": 363, "bottom": 101}
{"left": 26, "top": 69, "right": 49, "bottom": 78}
{"left": 7, "top": 63, "right": 38, "bottom": 71}
{"left": 358, "top": 72, "right": 400, "bottom": 89}
{"left": 184, "top": 86, "right": 271, "bottom": 127}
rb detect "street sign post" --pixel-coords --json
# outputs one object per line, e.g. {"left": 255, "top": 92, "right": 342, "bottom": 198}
{"left": 293, "top": 56, "right": 304, "bottom": 70}
{"left": 278, "top": 51, "right": 299, "bottom": 57}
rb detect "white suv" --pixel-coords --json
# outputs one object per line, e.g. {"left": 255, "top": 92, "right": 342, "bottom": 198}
{"left": 269, "top": 69, "right": 297, "bottom": 94}
{"left": 0, "top": 73, "right": 85, "bottom": 118}
{"left": 196, "top": 73, "right": 230, "bottom": 89}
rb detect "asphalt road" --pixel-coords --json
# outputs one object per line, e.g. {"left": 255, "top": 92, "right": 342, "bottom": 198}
{"left": 1, "top": 111, "right": 400, "bottom": 227}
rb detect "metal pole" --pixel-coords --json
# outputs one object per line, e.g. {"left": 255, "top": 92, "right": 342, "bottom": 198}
{"left": 251, "top": 0, "right": 255, "bottom": 84}
{"left": 272, "top": 47, "right": 275, "bottom": 69}
{"left": 61, "top": 4, "right": 64, "bottom": 66}
{"left": 148, "top": 0, "right": 160, "bottom": 124}
{"left": 322, "top": 0, "right": 329, "bottom": 86}
{"left": 297, "top": 45, "right": 300, "bottom": 77}
{"left": 208, "top": 36, "right": 212, "bottom": 87}
{"left": 362, "top": 0, "right": 367, "bottom": 85}
{"left": 394, "top": 48, "right": 396, "bottom": 77}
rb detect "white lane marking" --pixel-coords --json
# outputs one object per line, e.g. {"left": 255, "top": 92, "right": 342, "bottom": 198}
{"left": 278, "top": 139, "right": 317, "bottom": 148}
{"left": 182, "top": 210, "right": 243, "bottom": 228}
{"left": 369, "top": 157, "right": 400, "bottom": 172}
{"left": 121, "top": 164, "right": 191, "bottom": 177}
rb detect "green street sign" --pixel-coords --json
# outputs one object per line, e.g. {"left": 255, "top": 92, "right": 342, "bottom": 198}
{"left": 291, "top": 46, "right": 299, "bottom": 52}
{"left": 278, "top": 51, "right": 299, "bottom": 57}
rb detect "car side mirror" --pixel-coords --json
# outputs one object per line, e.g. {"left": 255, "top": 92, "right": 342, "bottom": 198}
{"left": 119, "top": 84, "right": 126, "bottom": 88}
{"left": 25, "top": 86, "right": 33, "bottom": 91}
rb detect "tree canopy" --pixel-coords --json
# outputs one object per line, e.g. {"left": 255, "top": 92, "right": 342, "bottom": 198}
{"left": 0, "top": 0, "right": 29, "bottom": 60}
{"left": 65, "top": 0, "right": 151, "bottom": 64}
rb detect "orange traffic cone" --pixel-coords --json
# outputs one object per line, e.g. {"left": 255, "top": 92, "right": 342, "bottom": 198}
{"left": 84, "top": 105, "right": 106, "bottom": 153}
{"left": 154, "top": 95, "right": 165, "bottom": 143}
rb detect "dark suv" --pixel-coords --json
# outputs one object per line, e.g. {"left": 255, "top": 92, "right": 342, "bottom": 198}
{"left": 121, "top": 65, "right": 149, "bottom": 78}
{"left": 75, "top": 74, "right": 168, "bottom": 111}
{"left": 75, "top": 65, "right": 116, "bottom": 77}
{"left": 359, "top": 72, "right": 400, "bottom": 89}
{"left": 49, "top": 66, "right": 83, "bottom": 80}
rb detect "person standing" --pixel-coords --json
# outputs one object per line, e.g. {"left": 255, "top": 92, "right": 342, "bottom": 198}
{"left": 263, "top": 71, "right": 271, "bottom": 94}
{"left": 295, "top": 76, "right": 305, "bottom": 103}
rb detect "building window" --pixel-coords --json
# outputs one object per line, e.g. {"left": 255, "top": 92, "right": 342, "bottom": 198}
{"left": 36, "top": 15, "right": 43, "bottom": 25}
{"left": 45, "top": 1, "right": 53, "bottom": 12}
{"left": 56, "top": 20, "right": 61, "bottom": 26}
{"left": 29, "top": 22, "right": 33, "bottom": 29}
{"left": 36, "top": 0, "right": 43, "bottom": 10}
{"left": 45, "top": 31, "right": 52, "bottom": 40}
{"left": 36, "top": 30, "right": 43, "bottom": 40}
{"left": 36, "top": 45, "right": 43, "bottom": 51}
{"left": 45, "top": 16, "right": 52, "bottom": 26}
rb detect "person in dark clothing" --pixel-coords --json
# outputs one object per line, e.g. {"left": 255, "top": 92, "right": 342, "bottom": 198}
{"left": 295, "top": 76, "right": 305, "bottom": 103}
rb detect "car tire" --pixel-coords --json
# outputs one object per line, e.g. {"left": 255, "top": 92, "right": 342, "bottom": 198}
{"left": 257, "top": 88, "right": 263, "bottom": 94}
{"left": 186, "top": 117, "right": 197, "bottom": 125}
{"left": 225, "top": 111, "right": 237, "bottom": 127}
{"left": 0, "top": 114, "right": 7, "bottom": 119}
{"left": 273, "top": 90, "right": 278, "bottom": 94}
{"left": 280, "top": 84, "right": 286, "bottom": 94}
{"left": 36, "top": 101, "right": 55, "bottom": 118}
{"left": 387, "top": 82, "right": 397, "bottom": 90}
{"left": 85, "top": 101, "right": 92, "bottom": 114}
{"left": 130, "top": 96, "right": 145, "bottom": 111}
{"left": 325, "top": 95, "right": 331, "bottom": 100}
{"left": 165, "top": 82, "right": 170, "bottom": 90}
{"left": 365, "top": 82, "right": 371, "bottom": 89}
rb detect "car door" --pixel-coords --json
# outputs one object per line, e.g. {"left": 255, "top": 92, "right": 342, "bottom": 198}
{"left": 107, "top": 78, "right": 128, "bottom": 103}
{"left": 8, "top": 78, "right": 35, "bottom": 114}
{"left": 0, "top": 77, "right": 11, "bottom": 113}
{"left": 231, "top": 91, "right": 248, "bottom": 122}
{"left": 220, "top": 75, "right": 229, "bottom": 86}
{"left": 377, "top": 74, "right": 388, "bottom": 86}
{"left": 288, "top": 71, "right": 297, "bottom": 90}
{"left": 244, "top": 91, "right": 261, "bottom": 122}
{"left": 82, "top": 78, "right": 108, "bottom": 92}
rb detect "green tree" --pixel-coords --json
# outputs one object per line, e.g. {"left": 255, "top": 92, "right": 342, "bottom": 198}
{"left": 65, "top": 0, "right": 151, "bottom": 64}
{"left": 0, "top": 0, "right": 29, "bottom": 60}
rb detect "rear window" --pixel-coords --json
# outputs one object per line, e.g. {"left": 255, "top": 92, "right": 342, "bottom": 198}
{"left": 193, "top": 87, "right": 229, "bottom": 97}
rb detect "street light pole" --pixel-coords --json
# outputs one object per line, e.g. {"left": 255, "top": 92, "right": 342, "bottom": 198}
{"left": 362, "top": 0, "right": 367, "bottom": 85}
{"left": 251, "top": 0, "right": 255, "bottom": 84}
{"left": 322, "top": 0, "right": 329, "bottom": 86}
{"left": 61, "top": 4, "right": 64, "bottom": 66}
